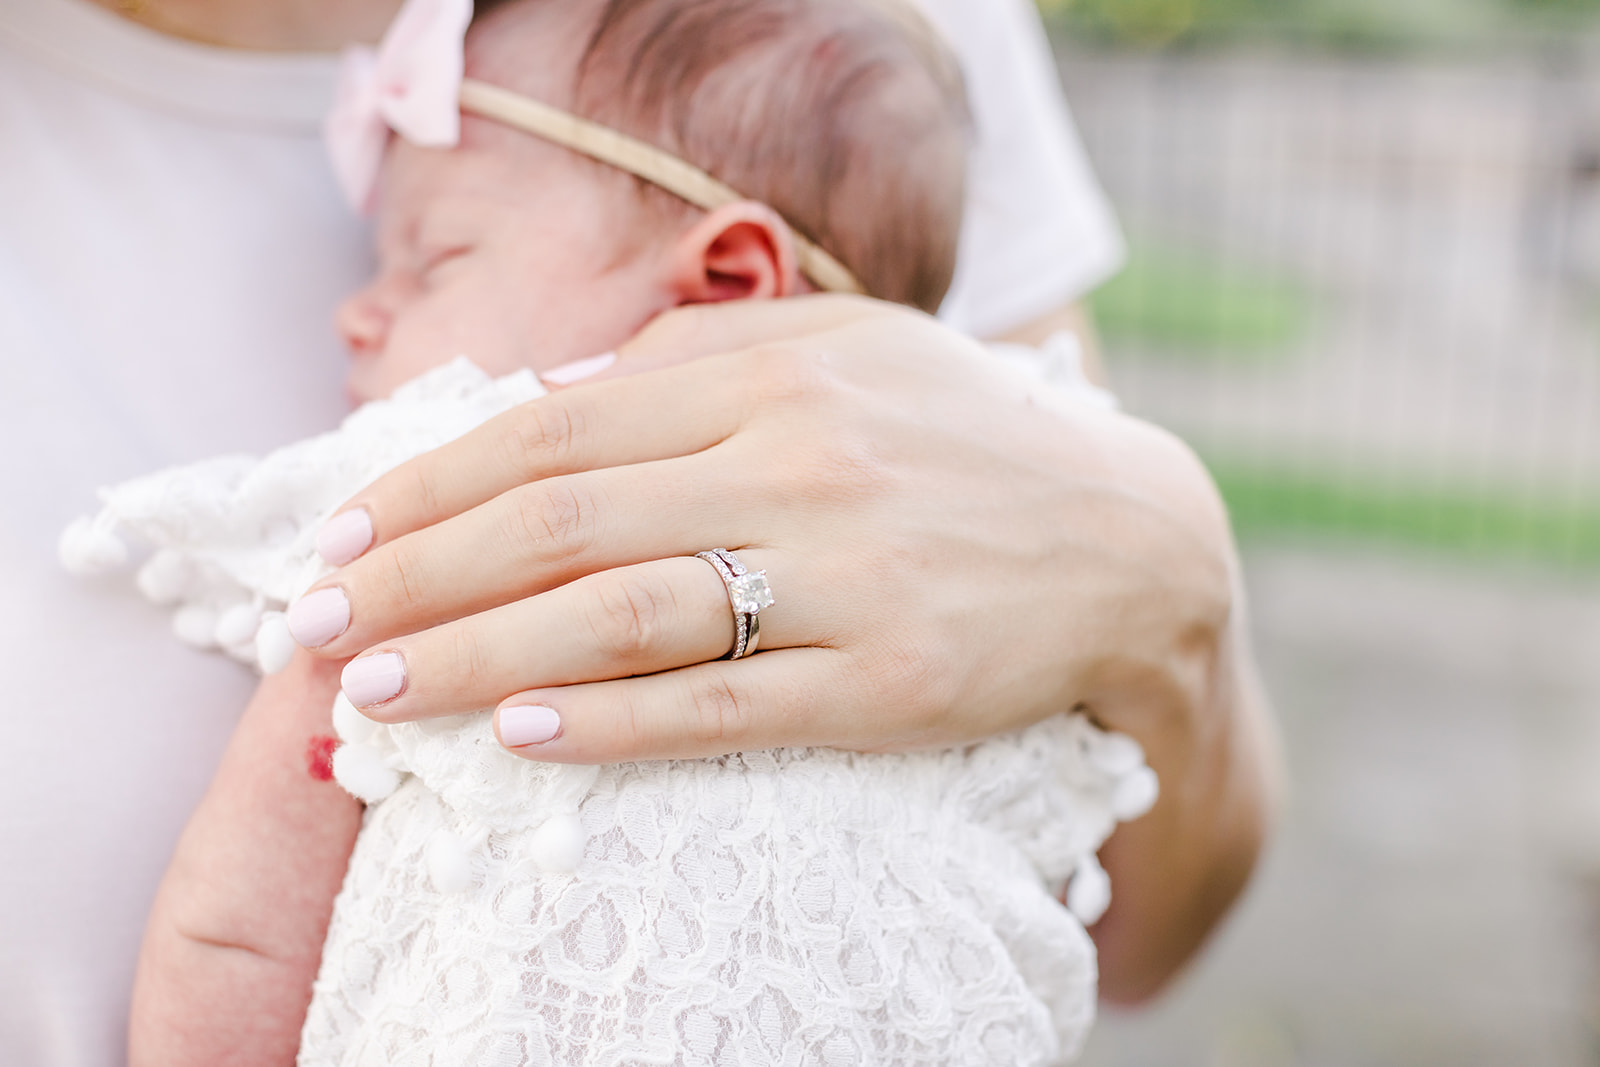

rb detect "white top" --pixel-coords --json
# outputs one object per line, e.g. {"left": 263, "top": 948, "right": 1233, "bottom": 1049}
{"left": 0, "top": 1, "right": 1123, "bottom": 1063}
{"left": 913, "top": 0, "right": 1126, "bottom": 337}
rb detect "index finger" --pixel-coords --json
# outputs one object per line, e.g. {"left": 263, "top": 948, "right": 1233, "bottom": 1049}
{"left": 313, "top": 296, "right": 906, "bottom": 568}
{"left": 314, "top": 355, "right": 750, "bottom": 567}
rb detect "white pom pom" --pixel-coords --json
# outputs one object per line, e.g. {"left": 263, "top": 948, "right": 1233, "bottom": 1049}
{"left": 255, "top": 612, "right": 296, "bottom": 674}
{"left": 528, "top": 813, "right": 586, "bottom": 873}
{"left": 331, "top": 742, "right": 401, "bottom": 803}
{"left": 58, "top": 517, "right": 128, "bottom": 576}
{"left": 1066, "top": 857, "right": 1112, "bottom": 925}
{"left": 135, "top": 550, "right": 193, "bottom": 605}
{"left": 426, "top": 828, "right": 475, "bottom": 894}
{"left": 214, "top": 602, "right": 262, "bottom": 647}
{"left": 330, "top": 691, "right": 379, "bottom": 745}
{"left": 1111, "top": 765, "right": 1160, "bottom": 821}
{"left": 172, "top": 604, "right": 219, "bottom": 648}
{"left": 1092, "top": 732, "right": 1146, "bottom": 777}
{"left": 262, "top": 516, "right": 299, "bottom": 548}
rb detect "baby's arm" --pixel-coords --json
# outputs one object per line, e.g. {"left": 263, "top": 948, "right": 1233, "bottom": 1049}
{"left": 129, "top": 653, "right": 363, "bottom": 1067}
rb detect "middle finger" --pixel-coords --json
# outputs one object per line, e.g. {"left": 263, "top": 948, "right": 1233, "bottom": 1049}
{"left": 287, "top": 449, "right": 755, "bottom": 658}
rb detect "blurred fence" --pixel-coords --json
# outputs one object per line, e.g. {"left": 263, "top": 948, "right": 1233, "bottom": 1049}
{"left": 1048, "top": 27, "right": 1600, "bottom": 566}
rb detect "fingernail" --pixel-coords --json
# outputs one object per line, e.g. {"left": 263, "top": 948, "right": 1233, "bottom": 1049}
{"left": 540, "top": 350, "right": 616, "bottom": 386}
{"left": 341, "top": 651, "right": 406, "bottom": 707}
{"left": 286, "top": 587, "right": 350, "bottom": 648}
{"left": 499, "top": 704, "right": 562, "bottom": 747}
{"left": 316, "top": 508, "right": 373, "bottom": 566}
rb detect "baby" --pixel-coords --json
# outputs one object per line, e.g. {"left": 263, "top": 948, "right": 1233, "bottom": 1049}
{"left": 71, "top": 0, "right": 1155, "bottom": 1063}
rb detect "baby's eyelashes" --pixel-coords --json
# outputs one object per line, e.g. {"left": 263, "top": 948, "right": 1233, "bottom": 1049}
{"left": 418, "top": 245, "right": 472, "bottom": 284}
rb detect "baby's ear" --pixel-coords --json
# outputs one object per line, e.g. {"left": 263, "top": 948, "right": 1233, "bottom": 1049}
{"left": 666, "top": 201, "right": 806, "bottom": 304}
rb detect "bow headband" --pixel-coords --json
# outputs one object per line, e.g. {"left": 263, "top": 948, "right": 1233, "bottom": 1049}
{"left": 324, "top": 0, "right": 864, "bottom": 295}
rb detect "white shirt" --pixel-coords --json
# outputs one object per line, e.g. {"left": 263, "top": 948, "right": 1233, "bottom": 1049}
{"left": 913, "top": 0, "right": 1126, "bottom": 337}
{"left": 0, "top": 0, "right": 1121, "bottom": 1063}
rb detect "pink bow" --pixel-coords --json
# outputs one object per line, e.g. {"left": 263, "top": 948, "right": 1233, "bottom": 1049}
{"left": 324, "top": 0, "right": 473, "bottom": 213}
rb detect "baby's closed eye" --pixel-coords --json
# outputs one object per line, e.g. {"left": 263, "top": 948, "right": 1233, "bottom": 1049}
{"left": 418, "top": 244, "right": 474, "bottom": 284}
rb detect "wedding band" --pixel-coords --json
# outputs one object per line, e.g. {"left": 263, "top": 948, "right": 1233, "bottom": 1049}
{"left": 695, "top": 549, "right": 774, "bottom": 660}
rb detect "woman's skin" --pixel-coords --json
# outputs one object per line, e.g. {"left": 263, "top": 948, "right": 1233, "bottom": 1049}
{"left": 99, "top": 0, "right": 1278, "bottom": 1003}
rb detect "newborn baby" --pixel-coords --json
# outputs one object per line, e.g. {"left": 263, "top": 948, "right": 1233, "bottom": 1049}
{"left": 68, "top": 0, "right": 1154, "bottom": 1063}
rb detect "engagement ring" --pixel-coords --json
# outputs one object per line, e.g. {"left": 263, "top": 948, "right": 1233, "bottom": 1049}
{"left": 696, "top": 549, "right": 774, "bottom": 659}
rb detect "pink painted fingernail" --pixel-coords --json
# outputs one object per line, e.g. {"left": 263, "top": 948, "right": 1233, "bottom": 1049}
{"left": 540, "top": 351, "right": 616, "bottom": 386}
{"left": 317, "top": 508, "right": 373, "bottom": 566}
{"left": 499, "top": 704, "right": 562, "bottom": 747}
{"left": 286, "top": 587, "right": 350, "bottom": 648}
{"left": 342, "top": 651, "right": 406, "bottom": 707}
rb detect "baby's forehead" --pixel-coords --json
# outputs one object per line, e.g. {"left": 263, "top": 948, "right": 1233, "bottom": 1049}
{"left": 374, "top": 134, "right": 647, "bottom": 265}
{"left": 376, "top": 142, "right": 513, "bottom": 240}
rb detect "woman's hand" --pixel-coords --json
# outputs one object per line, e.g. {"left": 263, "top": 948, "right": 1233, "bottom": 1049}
{"left": 289, "top": 294, "right": 1278, "bottom": 998}
{"left": 289, "top": 296, "right": 1225, "bottom": 758}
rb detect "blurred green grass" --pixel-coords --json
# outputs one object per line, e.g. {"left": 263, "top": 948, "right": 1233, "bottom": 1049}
{"left": 1037, "top": 0, "right": 1600, "bottom": 51}
{"left": 1089, "top": 244, "right": 1598, "bottom": 567}
{"left": 1208, "top": 458, "right": 1600, "bottom": 567}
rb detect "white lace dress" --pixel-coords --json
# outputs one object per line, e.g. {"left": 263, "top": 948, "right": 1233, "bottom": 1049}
{"left": 64, "top": 360, "right": 1155, "bottom": 1067}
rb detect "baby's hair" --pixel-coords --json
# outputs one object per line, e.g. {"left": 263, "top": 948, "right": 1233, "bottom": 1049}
{"left": 471, "top": 0, "right": 969, "bottom": 312}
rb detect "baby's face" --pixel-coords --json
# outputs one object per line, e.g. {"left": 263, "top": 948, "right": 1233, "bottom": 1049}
{"left": 338, "top": 134, "right": 670, "bottom": 402}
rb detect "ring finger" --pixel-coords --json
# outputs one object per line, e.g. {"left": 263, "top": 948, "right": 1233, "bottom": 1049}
{"left": 342, "top": 549, "right": 796, "bottom": 722}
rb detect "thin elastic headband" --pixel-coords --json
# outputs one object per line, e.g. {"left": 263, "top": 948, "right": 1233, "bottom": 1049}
{"left": 457, "top": 80, "right": 864, "bottom": 295}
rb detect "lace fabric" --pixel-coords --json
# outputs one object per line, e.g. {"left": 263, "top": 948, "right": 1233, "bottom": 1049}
{"left": 304, "top": 723, "right": 1129, "bottom": 1067}
{"left": 65, "top": 360, "right": 1157, "bottom": 1066}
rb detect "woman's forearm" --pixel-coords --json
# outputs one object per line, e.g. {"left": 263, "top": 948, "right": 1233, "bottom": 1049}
{"left": 129, "top": 655, "right": 363, "bottom": 1067}
{"left": 1091, "top": 610, "right": 1277, "bottom": 1002}
{"left": 1063, "top": 422, "right": 1281, "bottom": 1003}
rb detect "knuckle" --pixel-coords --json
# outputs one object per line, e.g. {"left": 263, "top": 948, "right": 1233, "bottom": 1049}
{"left": 686, "top": 674, "right": 753, "bottom": 748}
{"left": 593, "top": 690, "right": 652, "bottom": 761}
{"left": 584, "top": 570, "right": 677, "bottom": 664}
{"left": 383, "top": 538, "right": 431, "bottom": 610}
{"left": 502, "top": 401, "right": 581, "bottom": 476}
{"left": 449, "top": 626, "right": 495, "bottom": 693}
{"left": 400, "top": 462, "right": 445, "bottom": 526}
{"left": 508, "top": 480, "right": 595, "bottom": 563}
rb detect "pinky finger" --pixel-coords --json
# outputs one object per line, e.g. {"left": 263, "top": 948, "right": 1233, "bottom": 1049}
{"left": 492, "top": 647, "right": 859, "bottom": 763}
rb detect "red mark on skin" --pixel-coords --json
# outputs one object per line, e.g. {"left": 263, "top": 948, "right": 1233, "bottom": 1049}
{"left": 305, "top": 734, "right": 339, "bottom": 782}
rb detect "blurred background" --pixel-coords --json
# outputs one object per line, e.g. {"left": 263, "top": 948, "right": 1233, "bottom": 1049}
{"left": 1033, "top": 0, "right": 1600, "bottom": 1063}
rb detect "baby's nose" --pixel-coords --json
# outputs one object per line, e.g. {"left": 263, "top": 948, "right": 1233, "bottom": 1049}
{"left": 336, "top": 288, "right": 390, "bottom": 356}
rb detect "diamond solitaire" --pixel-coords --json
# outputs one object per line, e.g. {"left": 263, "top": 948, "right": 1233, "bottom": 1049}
{"left": 728, "top": 571, "right": 774, "bottom": 615}
{"left": 695, "top": 549, "right": 775, "bottom": 659}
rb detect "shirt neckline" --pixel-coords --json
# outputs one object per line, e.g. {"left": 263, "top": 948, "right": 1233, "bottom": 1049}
{"left": 0, "top": 0, "right": 341, "bottom": 130}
